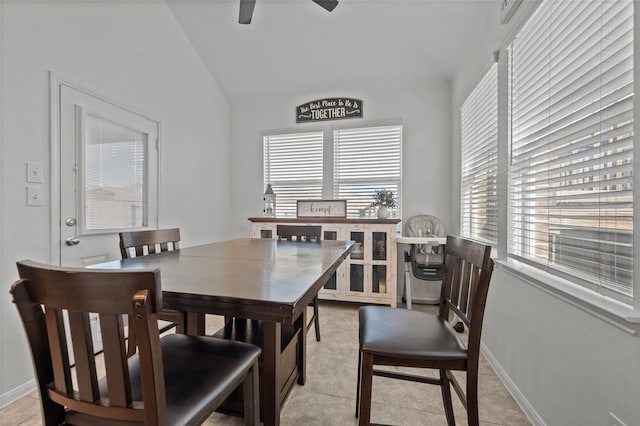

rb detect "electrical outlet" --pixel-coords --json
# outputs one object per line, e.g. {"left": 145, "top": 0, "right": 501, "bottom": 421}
{"left": 609, "top": 412, "right": 627, "bottom": 426}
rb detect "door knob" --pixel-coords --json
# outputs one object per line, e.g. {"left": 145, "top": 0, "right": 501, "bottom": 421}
{"left": 65, "top": 237, "right": 80, "bottom": 246}
{"left": 65, "top": 217, "right": 77, "bottom": 226}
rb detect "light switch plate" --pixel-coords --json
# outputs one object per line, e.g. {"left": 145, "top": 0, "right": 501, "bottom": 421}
{"left": 27, "top": 185, "right": 43, "bottom": 206}
{"left": 26, "top": 162, "right": 43, "bottom": 183}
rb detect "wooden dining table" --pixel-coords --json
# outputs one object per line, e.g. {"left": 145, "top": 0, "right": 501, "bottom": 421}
{"left": 91, "top": 237, "right": 353, "bottom": 426}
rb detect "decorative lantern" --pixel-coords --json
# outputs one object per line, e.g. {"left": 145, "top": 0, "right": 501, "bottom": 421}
{"left": 263, "top": 184, "right": 276, "bottom": 217}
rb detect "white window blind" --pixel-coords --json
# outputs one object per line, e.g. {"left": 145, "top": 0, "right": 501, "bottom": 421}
{"left": 509, "top": 0, "right": 634, "bottom": 298}
{"left": 263, "top": 132, "right": 323, "bottom": 217}
{"left": 334, "top": 125, "right": 402, "bottom": 218}
{"left": 84, "top": 113, "right": 147, "bottom": 230}
{"left": 461, "top": 63, "right": 498, "bottom": 244}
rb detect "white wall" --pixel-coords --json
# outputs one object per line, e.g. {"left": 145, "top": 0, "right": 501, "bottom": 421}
{"left": 452, "top": 2, "right": 640, "bottom": 425}
{"left": 228, "top": 83, "right": 452, "bottom": 238}
{"left": 0, "top": 1, "right": 231, "bottom": 404}
{"left": 483, "top": 266, "right": 640, "bottom": 426}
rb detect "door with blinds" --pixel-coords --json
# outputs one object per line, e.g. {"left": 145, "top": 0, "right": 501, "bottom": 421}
{"left": 58, "top": 83, "right": 159, "bottom": 266}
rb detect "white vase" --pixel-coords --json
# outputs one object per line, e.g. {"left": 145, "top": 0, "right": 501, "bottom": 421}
{"left": 377, "top": 207, "right": 389, "bottom": 219}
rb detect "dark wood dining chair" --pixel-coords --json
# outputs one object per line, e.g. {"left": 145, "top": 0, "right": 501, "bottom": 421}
{"left": 355, "top": 235, "right": 495, "bottom": 426}
{"left": 119, "top": 228, "right": 182, "bottom": 259}
{"left": 119, "top": 228, "right": 185, "bottom": 356}
{"left": 276, "top": 224, "right": 322, "bottom": 341}
{"left": 11, "top": 260, "right": 261, "bottom": 426}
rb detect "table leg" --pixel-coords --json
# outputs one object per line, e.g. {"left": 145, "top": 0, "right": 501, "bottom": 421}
{"left": 262, "top": 321, "right": 281, "bottom": 426}
{"left": 185, "top": 312, "right": 205, "bottom": 335}
{"left": 296, "top": 308, "right": 307, "bottom": 385}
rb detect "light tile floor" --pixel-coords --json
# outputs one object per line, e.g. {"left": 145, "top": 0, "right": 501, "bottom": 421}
{"left": 0, "top": 302, "right": 530, "bottom": 426}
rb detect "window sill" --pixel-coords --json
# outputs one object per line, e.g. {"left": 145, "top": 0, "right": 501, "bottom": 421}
{"left": 496, "top": 259, "right": 640, "bottom": 336}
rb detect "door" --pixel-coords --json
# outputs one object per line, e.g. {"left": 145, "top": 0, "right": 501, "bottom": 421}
{"left": 58, "top": 83, "right": 159, "bottom": 267}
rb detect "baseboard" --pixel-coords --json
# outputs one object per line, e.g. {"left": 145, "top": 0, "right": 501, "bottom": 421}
{"left": 0, "top": 379, "right": 35, "bottom": 409}
{"left": 480, "top": 342, "right": 546, "bottom": 426}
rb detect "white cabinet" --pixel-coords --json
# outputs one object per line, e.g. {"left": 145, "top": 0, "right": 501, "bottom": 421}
{"left": 249, "top": 218, "right": 399, "bottom": 307}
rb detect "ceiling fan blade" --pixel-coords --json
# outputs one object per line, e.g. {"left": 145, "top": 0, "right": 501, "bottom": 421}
{"left": 239, "top": 0, "right": 256, "bottom": 24}
{"left": 312, "top": 0, "right": 338, "bottom": 12}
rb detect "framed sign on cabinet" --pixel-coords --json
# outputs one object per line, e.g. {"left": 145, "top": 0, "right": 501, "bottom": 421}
{"left": 296, "top": 200, "right": 347, "bottom": 218}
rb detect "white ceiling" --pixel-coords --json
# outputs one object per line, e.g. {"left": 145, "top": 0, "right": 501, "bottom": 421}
{"left": 166, "top": 0, "right": 498, "bottom": 102}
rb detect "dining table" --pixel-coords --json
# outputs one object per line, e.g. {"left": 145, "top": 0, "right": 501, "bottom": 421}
{"left": 91, "top": 237, "right": 353, "bottom": 426}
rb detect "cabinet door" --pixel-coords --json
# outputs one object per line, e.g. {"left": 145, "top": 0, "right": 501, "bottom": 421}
{"left": 253, "top": 223, "right": 277, "bottom": 239}
{"left": 345, "top": 225, "right": 366, "bottom": 296}
{"left": 370, "top": 230, "right": 390, "bottom": 297}
{"left": 320, "top": 224, "right": 343, "bottom": 295}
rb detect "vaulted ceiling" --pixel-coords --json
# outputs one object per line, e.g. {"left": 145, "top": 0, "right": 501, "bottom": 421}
{"left": 167, "top": 0, "right": 497, "bottom": 102}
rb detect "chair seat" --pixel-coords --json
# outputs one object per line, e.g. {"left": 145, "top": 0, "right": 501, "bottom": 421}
{"left": 69, "top": 334, "right": 261, "bottom": 426}
{"left": 359, "top": 306, "right": 466, "bottom": 361}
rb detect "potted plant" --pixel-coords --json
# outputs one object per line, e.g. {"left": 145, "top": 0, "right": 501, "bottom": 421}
{"left": 369, "top": 189, "right": 397, "bottom": 219}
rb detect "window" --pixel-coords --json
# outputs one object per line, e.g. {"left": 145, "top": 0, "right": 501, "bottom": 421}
{"left": 84, "top": 113, "right": 148, "bottom": 230}
{"left": 334, "top": 125, "right": 402, "bottom": 218}
{"left": 263, "top": 125, "right": 402, "bottom": 219}
{"left": 263, "top": 131, "right": 323, "bottom": 217}
{"left": 461, "top": 63, "right": 498, "bottom": 244}
{"left": 509, "top": 0, "right": 634, "bottom": 300}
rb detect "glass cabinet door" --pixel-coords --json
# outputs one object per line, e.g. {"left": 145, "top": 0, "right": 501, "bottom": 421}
{"left": 372, "top": 232, "right": 387, "bottom": 261}
{"left": 371, "top": 265, "right": 388, "bottom": 295}
{"left": 321, "top": 224, "right": 342, "bottom": 294}
{"left": 323, "top": 230, "right": 338, "bottom": 240}
{"left": 350, "top": 231, "right": 365, "bottom": 260}
{"left": 349, "top": 264, "right": 364, "bottom": 293}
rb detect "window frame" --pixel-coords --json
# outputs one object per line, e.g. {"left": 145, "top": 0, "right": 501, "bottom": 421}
{"left": 263, "top": 123, "right": 403, "bottom": 219}
{"left": 481, "top": 0, "right": 640, "bottom": 320}
{"left": 333, "top": 124, "right": 403, "bottom": 219}
{"left": 78, "top": 108, "right": 156, "bottom": 234}
{"left": 460, "top": 62, "right": 499, "bottom": 245}
{"left": 262, "top": 130, "right": 325, "bottom": 218}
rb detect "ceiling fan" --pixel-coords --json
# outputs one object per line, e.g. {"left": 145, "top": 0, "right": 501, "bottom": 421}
{"left": 239, "top": 0, "right": 338, "bottom": 24}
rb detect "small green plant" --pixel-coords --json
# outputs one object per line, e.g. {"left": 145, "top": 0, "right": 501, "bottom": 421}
{"left": 369, "top": 189, "right": 397, "bottom": 208}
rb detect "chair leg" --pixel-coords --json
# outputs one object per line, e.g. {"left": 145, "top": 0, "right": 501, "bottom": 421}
{"left": 358, "top": 352, "right": 374, "bottom": 426}
{"left": 174, "top": 312, "right": 186, "bottom": 334}
{"left": 466, "top": 367, "right": 480, "bottom": 426}
{"left": 440, "top": 369, "right": 455, "bottom": 426}
{"left": 355, "top": 351, "right": 362, "bottom": 417}
{"left": 242, "top": 363, "right": 260, "bottom": 426}
{"left": 313, "top": 296, "right": 321, "bottom": 341}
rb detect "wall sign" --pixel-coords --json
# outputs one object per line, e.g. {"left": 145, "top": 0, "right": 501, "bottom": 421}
{"left": 297, "top": 200, "right": 347, "bottom": 218}
{"left": 296, "top": 98, "right": 363, "bottom": 123}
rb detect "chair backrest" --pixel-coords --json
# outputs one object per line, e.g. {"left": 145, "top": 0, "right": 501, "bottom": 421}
{"left": 276, "top": 225, "right": 322, "bottom": 243}
{"left": 405, "top": 215, "right": 446, "bottom": 238}
{"left": 119, "top": 228, "right": 181, "bottom": 259}
{"left": 11, "top": 260, "right": 166, "bottom": 425}
{"left": 439, "top": 236, "right": 494, "bottom": 360}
